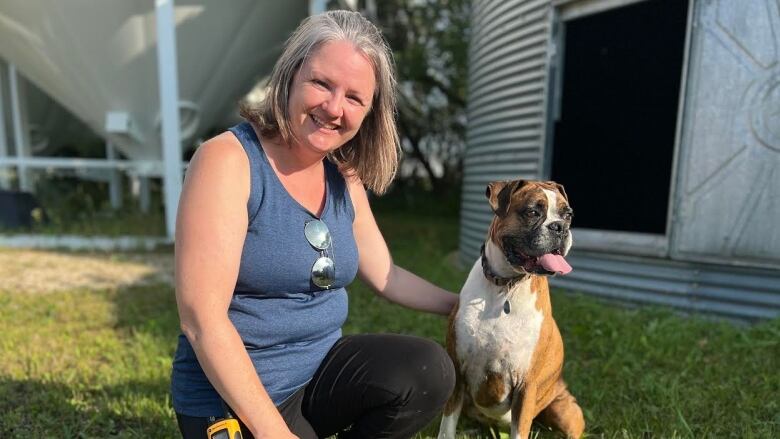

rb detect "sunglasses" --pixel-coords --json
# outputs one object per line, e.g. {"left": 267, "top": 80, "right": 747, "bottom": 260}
{"left": 304, "top": 219, "right": 336, "bottom": 289}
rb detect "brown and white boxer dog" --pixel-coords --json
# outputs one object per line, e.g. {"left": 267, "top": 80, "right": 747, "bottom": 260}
{"left": 438, "top": 179, "right": 584, "bottom": 439}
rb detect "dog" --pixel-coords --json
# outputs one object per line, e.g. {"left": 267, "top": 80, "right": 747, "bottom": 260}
{"left": 437, "top": 179, "right": 584, "bottom": 439}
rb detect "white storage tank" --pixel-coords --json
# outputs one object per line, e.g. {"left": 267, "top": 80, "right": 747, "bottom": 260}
{"left": 0, "top": 0, "right": 308, "bottom": 162}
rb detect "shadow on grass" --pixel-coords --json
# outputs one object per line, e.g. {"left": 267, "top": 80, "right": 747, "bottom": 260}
{"left": 0, "top": 267, "right": 184, "bottom": 438}
{"left": 0, "top": 377, "right": 178, "bottom": 438}
{"left": 113, "top": 276, "right": 180, "bottom": 339}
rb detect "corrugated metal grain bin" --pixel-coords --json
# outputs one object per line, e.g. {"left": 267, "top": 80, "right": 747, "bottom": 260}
{"left": 460, "top": 0, "right": 780, "bottom": 321}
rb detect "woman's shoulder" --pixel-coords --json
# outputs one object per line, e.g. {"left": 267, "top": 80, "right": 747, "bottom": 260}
{"left": 186, "top": 131, "right": 250, "bottom": 188}
{"left": 192, "top": 131, "right": 247, "bottom": 166}
{"left": 338, "top": 168, "right": 370, "bottom": 219}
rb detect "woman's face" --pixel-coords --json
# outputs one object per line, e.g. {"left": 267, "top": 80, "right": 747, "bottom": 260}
{"left": 287, "top": 40, "right": 376, "bottom": 156}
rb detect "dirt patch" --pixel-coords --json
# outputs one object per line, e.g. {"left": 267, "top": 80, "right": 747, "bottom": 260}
{"left": 0, "top": 249, "right": 174, "bottom": 294}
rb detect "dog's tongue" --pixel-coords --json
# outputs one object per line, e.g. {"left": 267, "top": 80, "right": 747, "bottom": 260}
{"left": 537, "top": 253, "right": 572, "bottom": 275}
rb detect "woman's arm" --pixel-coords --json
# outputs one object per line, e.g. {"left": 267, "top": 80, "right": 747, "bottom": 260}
{"left": 175, "top": 133, "right": 297, "bottom": 439}
{"left": 347, "top": 177, "right": 458, "bottom": 315}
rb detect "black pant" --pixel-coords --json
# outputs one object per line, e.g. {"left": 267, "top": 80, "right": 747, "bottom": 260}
{"left": 177, "top": 334, "right": 456, "bottom": 439}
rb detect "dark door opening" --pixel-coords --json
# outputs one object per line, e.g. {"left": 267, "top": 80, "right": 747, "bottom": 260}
{"left": 549, "top": 0, "right": 688, "bottom": 234}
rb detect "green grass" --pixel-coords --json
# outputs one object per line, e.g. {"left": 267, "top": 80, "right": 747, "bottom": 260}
{"left": 35, "top": 210, "right": 167, "bottom": 237}
{"left": 1, "top": 211, "right": 778, "bottom": 438}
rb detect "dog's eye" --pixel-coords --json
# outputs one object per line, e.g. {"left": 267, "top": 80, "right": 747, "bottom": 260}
{"left": 563, "top": 212, "right": 573, "bottom": 221}
{"left": 526, "top": 209, "right": 541, "bottom": 218}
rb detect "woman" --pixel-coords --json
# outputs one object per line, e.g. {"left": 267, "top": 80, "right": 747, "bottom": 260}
{"left": 170, "top": 10, "right": 458, "bottom": 439}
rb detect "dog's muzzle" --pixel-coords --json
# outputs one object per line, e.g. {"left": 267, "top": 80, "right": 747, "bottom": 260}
{"left": 503, "top": 235, "right": 572, "bottom": 275}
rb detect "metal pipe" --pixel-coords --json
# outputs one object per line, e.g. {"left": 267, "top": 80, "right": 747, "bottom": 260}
{"left": 106, "top": 140, "right": 123, "bottom": 209}
{"left": 0, "top": 62, "right": 10, "bottom": 189}
{"left": 0, "top": 156, "right": 161, "bottom": 172}
{"left": 8, "top": 63, "right": 32, "bottom": 191}
{"left": 155, "top": 0, "right": 184, "bottom": 239}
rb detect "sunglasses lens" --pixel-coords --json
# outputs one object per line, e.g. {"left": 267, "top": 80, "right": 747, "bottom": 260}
{"left": 311, "top": 257, "right": 335, "bottom": 288}
{"left": 304, "top": 220, "right": 331, "bottom": 250}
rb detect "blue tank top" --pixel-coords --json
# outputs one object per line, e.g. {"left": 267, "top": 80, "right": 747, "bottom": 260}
{"left": 171, "top": 122, "right": 359, "bottom": 417}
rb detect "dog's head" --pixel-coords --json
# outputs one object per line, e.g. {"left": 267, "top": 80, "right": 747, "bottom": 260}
{"left": 486, "top": 179, "right": 573, "bottom": 276}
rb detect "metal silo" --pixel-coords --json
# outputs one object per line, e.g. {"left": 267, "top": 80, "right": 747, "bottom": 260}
{"left": 0, "top": 0, "right": 310, "bottom": 238}
{"left": 460, "top": 0, "right": 553, "bottom": 264}
{"left": 461, "top": 0, "right": 780, "bottom": 321}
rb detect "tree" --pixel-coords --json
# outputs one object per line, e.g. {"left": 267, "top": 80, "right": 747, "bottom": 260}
{"left": 334, "top": 0, "right": 471, "bottom": 192}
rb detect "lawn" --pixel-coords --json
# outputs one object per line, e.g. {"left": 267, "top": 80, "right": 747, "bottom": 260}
{"left": 0, "top": 211, "right": 778, "bottom": 438}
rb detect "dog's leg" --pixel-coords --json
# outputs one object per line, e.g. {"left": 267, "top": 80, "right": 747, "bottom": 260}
{"left": 439, "top": 300, "right": 464, "bottom": 439}
{"left": 510, "top": 383, "right": 537, "bottom": 439}
{"left": 437, "top": 379, "right": 464, "bottom": 439}
{"left": 537, "top": 379, "right": 584, "bottom": 438}
{"left": 489, "top": 424, "right": 502, "bottom": 439}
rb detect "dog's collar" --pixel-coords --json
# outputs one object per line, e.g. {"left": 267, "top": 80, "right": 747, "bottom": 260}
{"left": 480, "top": 244, "right": 528, "bottom": 288}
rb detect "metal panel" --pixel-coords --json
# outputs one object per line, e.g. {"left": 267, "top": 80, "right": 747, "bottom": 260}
{"left": 554, "top": 0, "right": 648, "bottom": 20}
{"left": 462, "top": 0, "right": 780, "bottom": 320}
{"left": 551, "top": 251, "right": 780, "bottom": 321}
{"left": 573, "top": 228, "right": 668, "bottom": 258}
{"left": 671, "top": 0, "right": 780, "bottom": 268}
{"left": 459, "top": 0, "right": 554, "bottom": 264}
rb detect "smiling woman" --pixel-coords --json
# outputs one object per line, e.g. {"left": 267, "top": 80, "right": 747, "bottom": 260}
{"left": 170, "top": 10, "right": 458, "bottom": 439}
{"left": 287, "top": 40, "right": 376, "bottom": 157}
{"left": 240, "top": 11, "right": 400, "bottom": 197}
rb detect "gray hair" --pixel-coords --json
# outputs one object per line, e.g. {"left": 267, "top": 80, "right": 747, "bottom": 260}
{"left": 240, "top": 10, "right": 400, "bottom": 194}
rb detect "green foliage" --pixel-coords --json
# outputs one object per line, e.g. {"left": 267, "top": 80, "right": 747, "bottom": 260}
{"left": 372, "top": 182, "right": 462, "bottom": 218}
{"left": 1, "top": 176, "right": 166, "bottom": 236}
{"left": 0, "top": 210, "right": 778, "bottom": 438}
{"left": 356, "top": 0, "right": 471, "bottom": 187}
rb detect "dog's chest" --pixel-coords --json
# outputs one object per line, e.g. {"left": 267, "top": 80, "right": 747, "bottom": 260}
{"left": 455, "top": 261, "right": 544, "bottom": 397}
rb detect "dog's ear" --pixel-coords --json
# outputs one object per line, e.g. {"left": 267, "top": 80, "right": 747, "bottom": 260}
{"left": 486, "top": 180, "right": 526, "bottom": 216}
{"left": 554, "top": 182, "right": 568, "bottom": 202}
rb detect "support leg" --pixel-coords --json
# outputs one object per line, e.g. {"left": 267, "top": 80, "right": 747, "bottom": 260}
{"left": 437, "top": 378, "right": 464, "bottom": 439}
{"left": 8, "top": 64, "right": 33, "bottom": 192}
{"left": 510, "top": 383, "right": 536, "bottom": 439}
{"left": 537, "top": 380, "right": 584, "bottom": 439}
{"left": 131, "top": 176, "right": 150, "bottom": 213}
{"left": 106, "top": 141, "right": 123, "bottom": 209}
